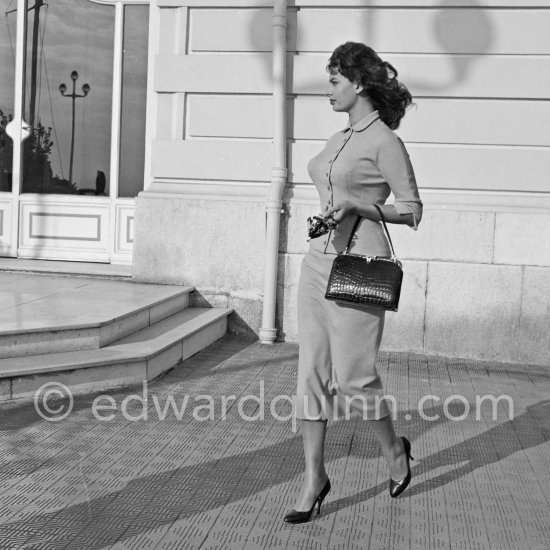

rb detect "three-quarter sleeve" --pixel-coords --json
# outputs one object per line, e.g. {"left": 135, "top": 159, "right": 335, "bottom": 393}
{"left": 376, "top": 134, "right": 423, "bottom": 230}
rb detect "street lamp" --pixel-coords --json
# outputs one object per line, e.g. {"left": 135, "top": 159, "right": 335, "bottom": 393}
{"left": 59, "top": 70, "right": 90, "bottom": 186}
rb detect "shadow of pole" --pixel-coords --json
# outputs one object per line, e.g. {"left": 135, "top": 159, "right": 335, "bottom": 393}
{"left": 409, "top": 1, "right": 494, "bottom": 92}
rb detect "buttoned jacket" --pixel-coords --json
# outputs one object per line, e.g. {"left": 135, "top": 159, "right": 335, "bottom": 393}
{"left": 307, "top": 110, "right": 422, "bottom": 256}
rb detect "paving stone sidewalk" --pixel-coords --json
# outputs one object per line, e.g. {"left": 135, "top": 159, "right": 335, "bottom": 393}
{"left": 1, "top": 336, "right": 549, "bottom": 550}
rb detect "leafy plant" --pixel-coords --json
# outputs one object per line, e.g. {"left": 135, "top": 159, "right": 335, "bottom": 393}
{"left": 0, "top": 108, "right": 75, "bottom": 193}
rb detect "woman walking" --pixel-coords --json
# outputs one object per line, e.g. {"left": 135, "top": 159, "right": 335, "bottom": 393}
{"left": 284, "top": 42, "right": 423, "bottom": 524}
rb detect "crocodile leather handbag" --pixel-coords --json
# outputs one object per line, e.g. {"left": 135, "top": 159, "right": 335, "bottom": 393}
{"left": 325, "top": 205, "right": 403, "bottom": 311}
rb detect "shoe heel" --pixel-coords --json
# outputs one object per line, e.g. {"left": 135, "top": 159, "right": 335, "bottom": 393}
{"left": 403, "top": 437, "right": 414, "bottom": 460}
{"left": 316, "top": 479, "right": 331, "bottom": 516}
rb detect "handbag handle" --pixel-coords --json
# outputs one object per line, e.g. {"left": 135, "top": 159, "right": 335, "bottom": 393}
{"left": 344, "top": 204, "right": 398, "bottom": 259}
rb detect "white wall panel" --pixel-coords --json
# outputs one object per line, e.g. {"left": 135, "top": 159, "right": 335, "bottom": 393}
{"left": 189, "top": 8, "right": 296, "bottom": 52}
{"left": 155, "top": 54, "right": 272, "bottom": 93}
{"left": 112, "top": 201, "right": 135, "bottom": 264}
{"left": 160, "top": 0, "right": 273, "bottom": 5}
{"left": 155, "top": 93, "right": 185, "bottom": 139}
{"left": 408, "top": 145, "right": 550, "bottom": 194}
{"left": 398, "top": 99, "right": 550, "bottom": 147}
{"left": 151, "top": 139, "right": 271, "bottom": 181}
{"left": 157, "top": 53, "right": 550, "bottom": 99}
{"left": 29, "top": 213, "right": 101, "bottom": 241}
{"left": 289, "top": 142, "right": 550, "bottom": 193}
{"left": 0, "top": 197, "right": 14, "bottom": 256}
{"left": 187, "top": 94, "right": 273, "bottom": 138}
{"left": 292, "top": 54, "right": 550, "bottom": 99}
{"left": 18, "top": 199, "right": 111, "bottom": 261}
{"left": 158, "top": 6, "right": 188, "bottom": 54}
{"left": 153, "top": 6, "right": 550, "bottom": 197}
{"left": 159, "top": 1, "right": 550, "bottom": 7}
{"left": 187, "top": 94, "right": 550, "bottom": 147}
{"left": 295, "top": 97, "right": 550, "bottom": 146}
{"left": 159, "top": 7, "right": 178, "bottom": 53}
{"left": 156, "top": 93, "right": 178, "bottom": 139}
{"left": 296, "top": 9, "right": 550, "bottom": 54}
{"left": 0, "top": 199, "right": 10, "bottom": 239}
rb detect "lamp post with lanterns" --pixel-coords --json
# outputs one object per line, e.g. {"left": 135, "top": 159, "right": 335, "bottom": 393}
{"left": 59, "top": 71, "right": 90, "bottom": 186}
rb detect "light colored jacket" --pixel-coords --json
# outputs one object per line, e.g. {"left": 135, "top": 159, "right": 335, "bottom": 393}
{"left": 308, "top": 110, "right": 423, "bottom": 257}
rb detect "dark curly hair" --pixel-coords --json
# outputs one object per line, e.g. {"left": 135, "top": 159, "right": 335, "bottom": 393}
{"left": 327, "top": 42, "right": 412, "bottom": 130}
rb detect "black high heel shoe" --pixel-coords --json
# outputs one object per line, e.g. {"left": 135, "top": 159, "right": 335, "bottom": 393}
{"left": 284, "top": 479, "right": 331, "bottom": 524}
{"left": 389, "top": 436, "right": 414, "bottom": 498}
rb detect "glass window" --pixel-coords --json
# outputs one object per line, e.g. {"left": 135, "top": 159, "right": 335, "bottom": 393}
{"left": 21, "top": 0, "right": 114, "bottom": 195}
{"left": 0, "top": 0, "right": 16, "bottom": 192}
{"left": 118, "top": 4, "right": 148, "bottom": 198}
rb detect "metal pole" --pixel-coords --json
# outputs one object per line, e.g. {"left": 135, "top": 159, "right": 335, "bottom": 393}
{"left": 59, "top": 71, "right": 90, "bottom": 186}
{"left": 259, "top": 0, "right": 288, "bottom": 344}
{"left": 11, "top": 0, "right": 28, "bottom": 198}
{"left": 69, "top": 76, "right": 76, "bottom": 185}
{"left": 29, "top": 0, "right": 43, "bottom": 129}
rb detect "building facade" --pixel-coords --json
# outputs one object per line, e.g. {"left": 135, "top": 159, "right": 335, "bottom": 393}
{"left": 2, "top": 0, "right": 549, "bottom": 365}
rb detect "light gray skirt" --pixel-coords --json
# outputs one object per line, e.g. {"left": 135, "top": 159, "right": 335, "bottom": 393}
{"left": 296, "top": 246, "right": 391, "bottom": 421}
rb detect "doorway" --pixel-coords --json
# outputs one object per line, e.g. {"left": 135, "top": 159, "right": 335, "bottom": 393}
{"left": 0, "top": 0, "right": 148, "bottom": 263}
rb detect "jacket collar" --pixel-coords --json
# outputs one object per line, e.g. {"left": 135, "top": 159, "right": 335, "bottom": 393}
{"left": 344, "top": 110, "right": 380, "bottom": 133}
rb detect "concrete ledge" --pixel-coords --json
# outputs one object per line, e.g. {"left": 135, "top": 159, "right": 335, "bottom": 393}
{"left": 276, "top": 253, "right": 550, "bottom": 367}
{"left": 132, "top": 193, "right": 550, "bottom": 367}
{"left": 133, "top": 196, "right": 265, "bottom": 290}
{"left": 381, "top": 260, "right": 428, "bottom": 353}
{"left": 519, "top": 267, "right": 550, "bottom": 365}
{"left": 495, "top": 212, "right": 550, "bottom": 266}
{"left": 425, "top": 262, "right": 523, "bottom": 363}
{"left": 391, "top": 211, "right": 495, "bottom": 263}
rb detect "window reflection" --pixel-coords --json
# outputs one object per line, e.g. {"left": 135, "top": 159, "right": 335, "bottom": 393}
{"left": 21, "top": 0, "right": 114, "bottom": 195}
{"left": 0, "top": 0, "right": 16, "bottom": 192}
{"left": 119, "top": 4, "right": 149, "bottom": 198}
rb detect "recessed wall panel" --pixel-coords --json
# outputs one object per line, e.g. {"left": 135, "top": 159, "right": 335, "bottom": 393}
{"left": 157, "top": 53, "right": 550, "bottom": 99}
{"left": 156, "top": 54, "right": 272, "bottom": 93}
{"left": 151, "top": 139, "right": 271, "bottom": 181}
{"left": 29, "top": 213, "right": 101, "bottom": 241}
{"left": 293, "top": 97, "right": 550, "bottom": 147}
{"left": 18, "top": 199, "right": 110, "bottom": 261}
{"left": 289, "top": 142, "right": 550, "bottom": 194}
{"left": 190, "top": 8, "right": 292, "bottom": 52}
{"left": 187, "top": 94, "right": 273, "bottom": 139}
{"left": 292, "top": 54, "right": 550, "bottom": 99}
{"left": 296, "top": 9, "right": 550, "bottom": 54}
{"left": 0, "top": 198, "right": 14, "bottom": 256}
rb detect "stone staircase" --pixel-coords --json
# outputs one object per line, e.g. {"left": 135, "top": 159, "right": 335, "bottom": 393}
{"left": 0, "top": 272, "right": 232, "bottom": 401}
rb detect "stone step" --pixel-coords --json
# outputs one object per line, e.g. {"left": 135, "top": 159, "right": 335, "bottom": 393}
{"left": 0, "top": 307, "right": 232, "bottom": 402}
{"left": 0, "top": 275, "right": 194, "bottom": 358}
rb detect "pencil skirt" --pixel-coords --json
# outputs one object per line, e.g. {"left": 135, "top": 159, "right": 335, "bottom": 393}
{"left": 296, "top": 247, "right": 391, "bottom": 421}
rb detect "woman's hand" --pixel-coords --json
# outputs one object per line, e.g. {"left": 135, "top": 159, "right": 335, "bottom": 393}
{"left": 324, "top": 201, "right": 356, "bottom": 226}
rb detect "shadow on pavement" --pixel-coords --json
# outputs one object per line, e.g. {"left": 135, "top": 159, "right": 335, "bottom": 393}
{"left": 2, "top": 398, "right": 549, "bottom": 548}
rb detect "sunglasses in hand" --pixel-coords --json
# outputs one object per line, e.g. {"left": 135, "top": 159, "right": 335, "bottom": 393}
{"left": 307, "top": 214, "right": 337, "bottom": 240}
